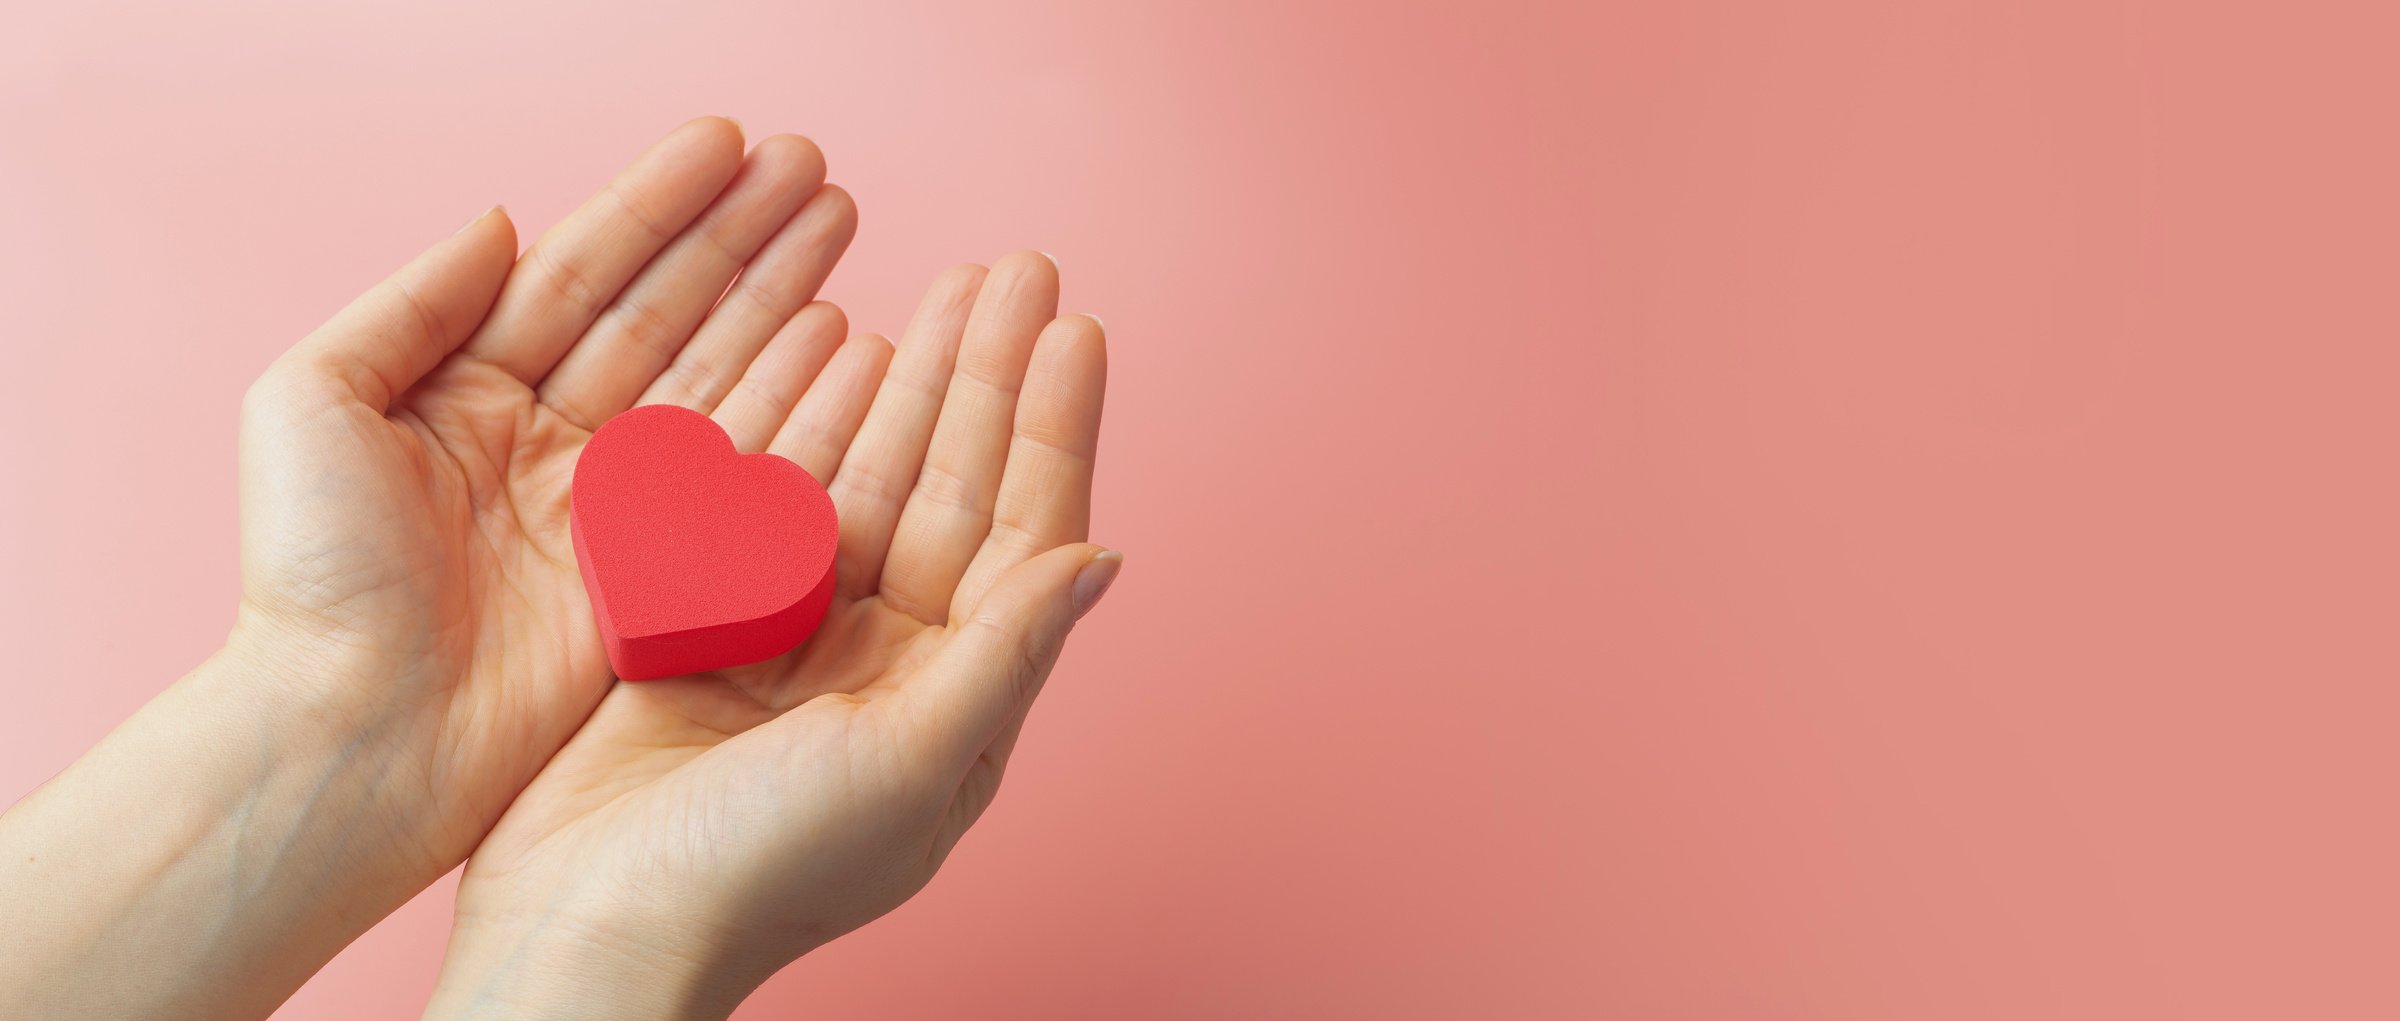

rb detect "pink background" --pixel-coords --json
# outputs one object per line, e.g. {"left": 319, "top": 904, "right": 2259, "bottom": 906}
{"left": 4, "top": 1, "right": 2397, "bottom": 1017}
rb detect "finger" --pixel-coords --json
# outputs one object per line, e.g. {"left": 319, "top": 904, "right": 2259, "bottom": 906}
{"left": 536, "top": 134, "right": 826, "bottom": 430}
{"left": 927, "top": 314, "right": 1106, "bottom": 855}
{"left": 460, "top": 116, "right": 746, "bottom": 388}
{"left": 710, "top": 302, "right": 849, "bottom": 452}
{"left": 881, "top": 543, "right": 1120, "bottom": 780}
{"left": 767, "top": 334, "right": 895, "bottom": 481}
{"left": 827, "top": 264, "right": 986, "bottom": 600}
{"left": 274, "top": 207, "right": 517, "bottom": 412}
{"left": 638, "top": 183, "right": 857, "bottom": 414}
{"left": 950, "top": 314, "right": 1106, "bottom": 617}
{"left": 877, "top": 252, "right": 1060, "bottom": 623}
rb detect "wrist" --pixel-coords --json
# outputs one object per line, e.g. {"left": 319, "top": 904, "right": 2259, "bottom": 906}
{"left": 185, "top": 630, "right": 454, "bottom": 874}
{"left": 426, "top": 904, "right": 761, "bottom": 1021}
{"left": 222, "top": 598, "right": 425, "bottom": 717}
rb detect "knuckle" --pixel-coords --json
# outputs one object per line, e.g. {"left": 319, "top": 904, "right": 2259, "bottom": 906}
{"left": 910, "top": 462, "right": 985, "bottom": 516}
{"left": 613, "top": 296, "right": 687, "bottom": 364}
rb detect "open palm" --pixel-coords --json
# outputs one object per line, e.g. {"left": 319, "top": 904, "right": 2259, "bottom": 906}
{"left": 238, "top": 118, "right": 864, "bottom": 869}
{"left": 427, "top": 243, "right": 1113, "bottom": 1007}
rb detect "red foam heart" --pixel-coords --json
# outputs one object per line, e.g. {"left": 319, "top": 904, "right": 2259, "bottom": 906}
{"left": 569, "top": 405, "right": 838, "bottom": 680}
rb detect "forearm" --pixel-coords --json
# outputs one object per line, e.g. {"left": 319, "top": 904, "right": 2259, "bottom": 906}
{"left": 0, "top": 641, "right": 448, "bottom": 1019}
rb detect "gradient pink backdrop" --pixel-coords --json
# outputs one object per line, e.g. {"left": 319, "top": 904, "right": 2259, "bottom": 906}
{"left": 5, "top": 1, "right": 2397, "bottom": 1017}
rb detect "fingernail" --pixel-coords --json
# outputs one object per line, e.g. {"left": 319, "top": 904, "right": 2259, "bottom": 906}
{"left": 1081, "top": 313, "right": 1105, "bottom": 332}
{"left": 1072, "top": 550, "right": 1123, "bottom": 619}
{"left": 1038, "top": 250, "right": 1060, "bottom": 270}
{"left": 454, "top": 205, "right": 502, "bottom": 236}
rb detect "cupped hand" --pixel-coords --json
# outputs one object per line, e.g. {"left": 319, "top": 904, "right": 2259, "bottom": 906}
{"left": 235, "top": 117, "right": 863, "bottom": 877}
{"left": 423, "top": 254, "right": 1116, "bottom": 1018}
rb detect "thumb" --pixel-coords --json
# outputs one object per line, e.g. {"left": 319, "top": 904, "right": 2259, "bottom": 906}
{"left": 891, "top": 543, "right": 1122, "bottom": 779}
{"left": 269, "top": 206, "right": 517, "bottom": 412}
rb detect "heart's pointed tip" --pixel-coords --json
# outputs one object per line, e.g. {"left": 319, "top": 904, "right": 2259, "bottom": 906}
{"left": 598, "top": 573, "right": 836, "bottom": 679}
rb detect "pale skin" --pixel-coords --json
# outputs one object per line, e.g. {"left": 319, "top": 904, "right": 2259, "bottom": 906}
{"left": 0, "top": 117, "right": 1118, "bottom": 1020}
